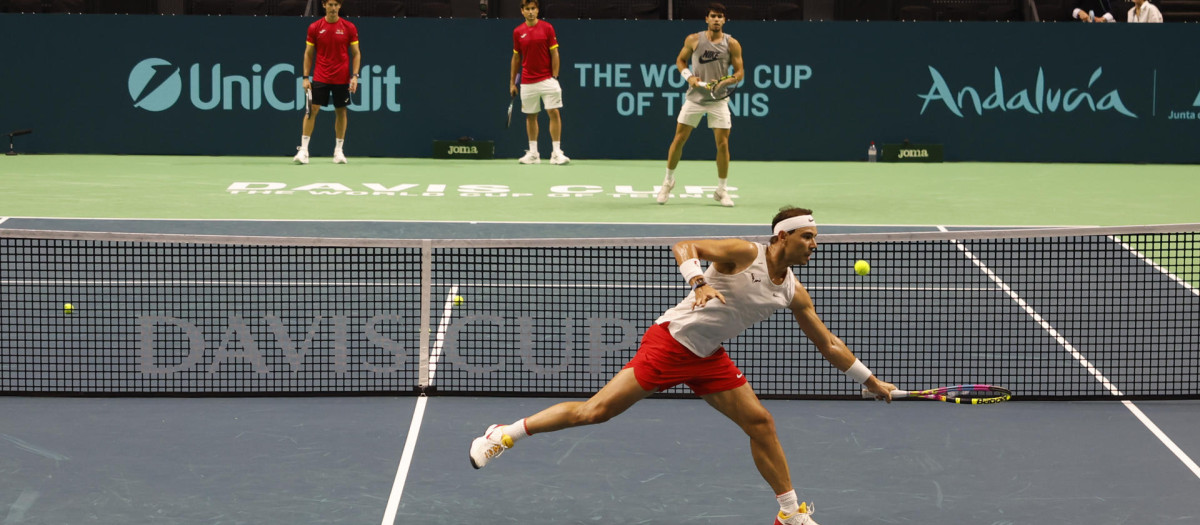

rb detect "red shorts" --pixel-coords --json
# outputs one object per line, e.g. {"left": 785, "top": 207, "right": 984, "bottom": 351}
{"left": 623, "top": 322, "right": 747, "bottom": 396}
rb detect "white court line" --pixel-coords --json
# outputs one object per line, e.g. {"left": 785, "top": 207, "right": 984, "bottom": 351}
{"left": 1108, "top": 235, "right": 1199, "bottom": 297}
{"left": 380, "top": 285, "right": 457, "bottom": 525}
{"left": 0, "top": 217, "right": 9, "bottom": 226}
{"left": 938, "top": 226, "right": 1200, "bottom": 481}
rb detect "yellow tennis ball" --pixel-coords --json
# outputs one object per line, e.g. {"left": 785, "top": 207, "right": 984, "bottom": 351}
{"left": 453, "top": 295, "right": 465, "bottom": 307}
{"left": 854, "top": 260, "right": 871, "bottom": 276}
{"left": 64, "top": 303, "right": 75, "bottom": 314}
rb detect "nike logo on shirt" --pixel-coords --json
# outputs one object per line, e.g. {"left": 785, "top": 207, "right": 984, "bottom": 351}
{"left": 698, "top": 57, "right": 719, "bottom": 64}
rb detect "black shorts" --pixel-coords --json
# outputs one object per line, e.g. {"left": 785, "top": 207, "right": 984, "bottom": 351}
{"left": 310, "top": 81, "right": 351, "bottom": 108}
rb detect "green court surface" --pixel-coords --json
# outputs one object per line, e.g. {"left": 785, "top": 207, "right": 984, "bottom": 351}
{"left": 2, "top": 155, "right": 1198, "bottom": 227}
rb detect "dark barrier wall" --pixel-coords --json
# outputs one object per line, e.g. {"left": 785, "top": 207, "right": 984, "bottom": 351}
{"left": 2, "top": 14, "right": 1197, "bottom": 162}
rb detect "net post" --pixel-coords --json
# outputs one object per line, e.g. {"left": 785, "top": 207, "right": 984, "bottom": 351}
{"left": 417, "top": 239, "right": 433, "bottom": 392}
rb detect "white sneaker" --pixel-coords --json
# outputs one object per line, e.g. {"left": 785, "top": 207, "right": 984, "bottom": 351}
{"left": 292, "top": 148, "right": 309, "bottom": 165}
{"left": 774, "top": 502, "right": 819, "bottom": 525}
{"left": 550, "top": 151, "right": 570, "bottom": 165}
{"left": 518, "top": 150, "right": 541, "bottom": 164}
{"left": 469, "top": 424, "right": 514, "bottom": 469}
{"left": 714, "top": 187, "right": 734, "bottom": 207}
{"left": 332, "top": 150, "right": 347, "bottom": 164}
{"left": 655, "top": 179, "right": 674, "bottom": 204}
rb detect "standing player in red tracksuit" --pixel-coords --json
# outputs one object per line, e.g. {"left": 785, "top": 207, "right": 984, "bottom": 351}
{"left": 293, "top": 0, "right": 361, "bottom": 165}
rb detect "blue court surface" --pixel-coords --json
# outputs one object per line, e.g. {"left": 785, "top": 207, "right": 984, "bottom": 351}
{"left": 3, "top": 396, "right": 1199, "bottom": 524}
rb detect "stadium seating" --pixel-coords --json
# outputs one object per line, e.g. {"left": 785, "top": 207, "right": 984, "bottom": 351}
{"left": 92, "top": 0, "right": 156, "bottom": 13}
{"left": 4, "top": 0, "right": 45, "bottom": 12}
{"left": 767, "top": 3, "right": 804, "bottom": 20}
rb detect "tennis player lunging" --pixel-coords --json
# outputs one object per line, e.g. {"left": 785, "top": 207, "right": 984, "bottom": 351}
{"left": 511, "top": 0, "right": 569, "bottom": 165}
{"left": 292, "top": 0, "right": 360, "bottom": 165}
{"left": 656, "top": 2, "right": 744, "bottom": 207}
{"left": 469, "top": 206, "right": 896, "bottom": 525}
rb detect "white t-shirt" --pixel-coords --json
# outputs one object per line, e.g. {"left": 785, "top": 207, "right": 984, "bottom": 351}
{"left": 655, "top": 242, "right": 796, "bottom": 357}
{"left": 1128, "top": 2, "right": 1163, "bottom": 22}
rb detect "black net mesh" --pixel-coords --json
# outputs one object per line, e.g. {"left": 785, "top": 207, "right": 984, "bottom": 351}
{"left": 2, "top": 227, "right": 1197, "bottom": 399}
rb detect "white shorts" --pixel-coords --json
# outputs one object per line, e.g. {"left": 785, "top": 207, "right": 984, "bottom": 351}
{"left": 520, "top": 78, "right": 563, "bottom": 114}
{"left": 676, "top": 99, "right": 732, "bottom": 130}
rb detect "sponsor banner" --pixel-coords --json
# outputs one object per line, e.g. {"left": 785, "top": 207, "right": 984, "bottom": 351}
{"left": 432, "top": 139, "right": 495, "bottom": 159}
{"left": 3, "top": 15, "right": 1197, "bottom": 162}
{"left": 882, "top": 143, "right": 944, "bottom": 162}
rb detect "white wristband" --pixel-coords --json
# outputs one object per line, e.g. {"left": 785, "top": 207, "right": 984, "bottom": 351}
{"left": 680, "top": 257, "right": 704, "bottom": 285}
{"left": 680, "top": 68, "right": 694, "bottom": 81}
{"left": 844, "top": 359, "right": 873, "bottom": 385}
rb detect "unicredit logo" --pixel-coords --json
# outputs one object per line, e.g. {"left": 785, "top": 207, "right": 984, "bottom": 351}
{"left": 129, "top": 58, "right": 183, "bottom": 112}
{"left": 128, "top": 58, "right": 402, "bottom": 113}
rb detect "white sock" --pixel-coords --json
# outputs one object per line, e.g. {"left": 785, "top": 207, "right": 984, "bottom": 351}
{"left": 335, "top": 139, "right": 344, "bottom": 152}
{"left": 776, "top": 490, "right": 799, "bottom": 515}
{"left": 503, "top": 419, "right": 530, "bottom": 443}
{"left": 529, "top": 141, "right": 538, "bottom": 154}
{"left": 717, "top": 178, "right": 728, "bottom": 191}
{"left": 300, "top": 135, "right": 311, "bottom": 151}
{"left": 664, "top": 168, "right": 675, "bottom": 183}
{"left": 552, "top": 141, "right": 562, "bottom": 154}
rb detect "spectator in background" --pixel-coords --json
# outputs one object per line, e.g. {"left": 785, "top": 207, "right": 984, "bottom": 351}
{"left": 1072, "top": 0, "right": 1115, "bottom": 21}
{"left": 1128, "top": 0, "right": 1163, "bottom": 22}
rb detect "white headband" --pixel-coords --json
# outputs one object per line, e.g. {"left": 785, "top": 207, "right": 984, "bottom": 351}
{"left": 772, "top": 215, "right": 816, "bottom": 236}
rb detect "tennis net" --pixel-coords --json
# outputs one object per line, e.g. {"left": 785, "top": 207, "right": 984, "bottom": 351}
{"left": 2, "top": 225, "right": 1197, "bottom": 399}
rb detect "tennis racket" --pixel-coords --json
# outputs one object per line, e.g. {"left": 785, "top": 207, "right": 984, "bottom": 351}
{"left": 862, "top": 384, "right": 1012, "bottom": 404}
{"left": 699, "top": 75, "right": 738, "bottom": 101}
{"left": 303, "top": 88, "right": 312, "bottom": 118}
{"left": 506, "top": 95, "right": 515, "bottom": 128}
{"left": 506, "top": 73, "right": 521, "bottom": 128}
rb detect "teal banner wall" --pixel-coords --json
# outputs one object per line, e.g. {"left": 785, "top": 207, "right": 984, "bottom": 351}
{"left": 1, "top": 14, "right": 1196, "bottom": 162}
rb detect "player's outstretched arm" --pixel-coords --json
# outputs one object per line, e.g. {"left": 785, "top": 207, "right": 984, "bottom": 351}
{"left": 789, "top": 280, "right": 896, "bottom": 402}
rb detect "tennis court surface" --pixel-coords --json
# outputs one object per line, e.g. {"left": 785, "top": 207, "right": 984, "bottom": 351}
{"left": 2, "top": 218, "right": 1198, "bottom": 524}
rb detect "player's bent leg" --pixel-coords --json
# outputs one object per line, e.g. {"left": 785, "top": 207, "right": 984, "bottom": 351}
{"left": 701, "top": 384, "right": 793, "bottom": 494}
{"left": 469, "top": 369, "right": 653, "bottom": 469}
{"left": 702, "top": 385, "right": 819, "bottom": 524}
{"left": 528, "top": 368, "right": 653, "bottom": 433}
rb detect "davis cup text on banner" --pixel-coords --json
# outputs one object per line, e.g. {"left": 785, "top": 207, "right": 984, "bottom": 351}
{"left": 574, "top": 62, "right": 811, "bottom": 117}
{"left": 128, "top": 58, "right": 402, "bottom": 113}
{"left": 136, "top": 314, "right": 636, "bottom": 376}
{"left": 226, "top": 182, "right": 737, "bottom": 199}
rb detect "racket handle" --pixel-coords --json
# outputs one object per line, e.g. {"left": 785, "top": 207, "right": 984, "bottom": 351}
{"left": 862, "top": 388, "right": 908, "bottom": 399}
